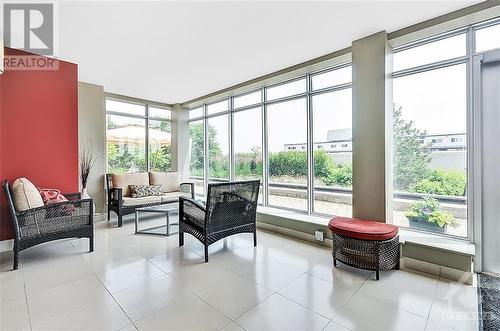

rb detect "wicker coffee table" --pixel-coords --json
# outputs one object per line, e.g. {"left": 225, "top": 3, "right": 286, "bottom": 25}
{"left": 135, "top": 203, "right": 179, "bottom": 236}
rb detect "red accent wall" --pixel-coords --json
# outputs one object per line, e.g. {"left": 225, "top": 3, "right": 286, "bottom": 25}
{"left": 0, "top": 48, "right": 79, "bottom": 240}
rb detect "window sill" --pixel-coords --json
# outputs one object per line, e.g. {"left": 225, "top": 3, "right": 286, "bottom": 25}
{"left": 256, "top": 206, "right": 475, "bottom": 257}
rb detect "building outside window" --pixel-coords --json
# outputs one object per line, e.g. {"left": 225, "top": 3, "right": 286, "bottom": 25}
{"left": 106, "top": 98, "right": 172, "bottom": 174}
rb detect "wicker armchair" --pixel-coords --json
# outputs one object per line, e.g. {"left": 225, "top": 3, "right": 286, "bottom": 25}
{"left": 2, "top": 181, "right": 94, "bottom": 270}
{"left": 179, "top": 180, "right": 260, "bottom": 262}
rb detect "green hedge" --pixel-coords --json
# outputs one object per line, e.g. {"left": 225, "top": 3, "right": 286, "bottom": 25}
{"left": 410, "top": 169, "right": 466, "bottom": 196}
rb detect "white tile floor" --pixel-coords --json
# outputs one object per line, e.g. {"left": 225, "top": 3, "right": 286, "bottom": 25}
{"left": 0, "top": 216, "right": 479, "bottom": 331}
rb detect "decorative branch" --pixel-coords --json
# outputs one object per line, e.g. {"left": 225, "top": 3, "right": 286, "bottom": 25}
{"left": 80, "top": 139, "right": 97, "bottom": 189}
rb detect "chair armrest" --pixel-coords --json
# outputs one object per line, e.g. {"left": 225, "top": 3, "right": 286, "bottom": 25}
{"left": 179, "top": 196, "right": 206, "bottom": 212}
{"left": 180, "top": 182, "right": 195, "bottom": 198}
{"left": 16, "top": 198, "right": 93, "bottom": 227}
{"left": 109, "top": 187, "right": 123, "bottom": 202}
{"left": 63, "top": 192, "right": 82, "bottom": 200}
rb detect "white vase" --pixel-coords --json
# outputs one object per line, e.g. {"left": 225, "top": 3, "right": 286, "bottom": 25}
{"left": 81, "top": 188, "right": 96, "bottom": 214}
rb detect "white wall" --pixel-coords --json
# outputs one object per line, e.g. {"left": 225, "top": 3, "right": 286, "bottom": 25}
{"left": 78, "top": 82, "right": 106, "bottom": 213}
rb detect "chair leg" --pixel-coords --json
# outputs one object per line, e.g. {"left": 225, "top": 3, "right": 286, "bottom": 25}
{"left": 13, "top": 248, "right": 19, "bottom": 271}
{"left": 253, "top": 231, "right": 257, "bottom": 247}
{"left": 179, "top": 232, "right": 184, "bottom": 246}
{"left": 107, "top": 208, "right": 110, "bottom": 221}
{"left": 376, "top": 270, "right": 380, "bottom": 281}
{"left": 333, "top": 258, "right": 337, "bottom": 267}
{"left": 89, "top": 236, "right": 94, "bottom": 252}
{"left": 394, "top": 260, "right": 400, "bottom": 270}
{"left": 118, "top": 214, "right": 123, "bottom": 227}
{"left": 204, "top": 244, "right": 209, "bottom": 263}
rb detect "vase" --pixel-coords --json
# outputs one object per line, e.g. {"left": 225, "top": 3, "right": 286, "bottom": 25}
{"left": 81, "top": 188, "right": 96, "bottom": 214}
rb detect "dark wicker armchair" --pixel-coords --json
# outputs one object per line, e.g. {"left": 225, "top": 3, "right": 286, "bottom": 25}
{"left": 179, "top": 180, "right": 260, "bottom": 262}
{"left": 2, "top": 181, "right": 94, "bottom": 270}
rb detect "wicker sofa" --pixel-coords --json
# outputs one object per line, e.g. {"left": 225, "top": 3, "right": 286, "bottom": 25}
{"left": 106, "top": 172, "right": 194, "bottom": 227}
{"left": 3, "top": 180, "right": 94, "bottom": 270}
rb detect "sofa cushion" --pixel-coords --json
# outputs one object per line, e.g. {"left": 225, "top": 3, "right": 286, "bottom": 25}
{"left": 129, "top": 185, "right": 163, "bottom": 198}
{"left": 149, "top": 172, "right": 180, "bottom": 193}
{"left": 328, "top": 217, "right": 398, "bottom": 241}
{"left": 11, "top": 178, "right": 44, "bottom": 211}
{"left": 161, "top": 191, "right": 190, "bottom": 202}
{"left": 112, "top": 172, "right": 149, "bottom": 197}
{"left": 122, "top": 196, "right": 163, "bottom": 206}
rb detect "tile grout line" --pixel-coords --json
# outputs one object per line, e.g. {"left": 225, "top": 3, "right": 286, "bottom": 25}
{"left": 423, "top": 273, "right": 442, "bottom": 329}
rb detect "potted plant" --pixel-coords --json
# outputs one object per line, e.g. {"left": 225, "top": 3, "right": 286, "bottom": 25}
{"left": 406, "top": 196, "right": 457, "bottom": 234}
{"left": 80, "top": 139, "right": 97, "bottom": 211}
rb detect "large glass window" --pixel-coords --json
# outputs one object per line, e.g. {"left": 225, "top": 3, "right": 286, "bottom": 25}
{"left": 233, "top": 90, "right": 261, "bottom": 109}
{"left": 312, "top": 89, "right": 352, "bottom": 216}
{"left": 393, "top": 33, "right": 466, "bottom": 71}
{"left": 475, "top": 22, "right": 500, "bottom": 53}
{"left": 267, "top": 98, "right": 308, "bottom": 211}
{"left": 234, "top": 107, "right": 263, "bottom": 203}
{"left": 207, "top": 99, "right": 229, "bottom": 115}
{"left": 311, "top": 66, "right": 352, "bottom": 90}
{"left": 149, "top": 119, "right": 171, "bottom": 172}
{"left": 393, "top": 63, "right": 467, "bottom": 238}
{"left": 189, "top": 120, "right": 205, "bottom": 196}
{"left": 106, "top": 98, "right": 172, "bottom": 174}
{"left": 106, "top": 114, "right": 146, "bottom": 173}
{"left": 266, "top": 78, "right": 306, "bottom": 101}
{"left": 207, "top": 114, "right": 229, "bottom": 182}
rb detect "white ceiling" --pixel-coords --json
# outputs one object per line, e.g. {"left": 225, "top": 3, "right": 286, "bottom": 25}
{"left": 58, "top": 1, "right": 481, "bottom": 104}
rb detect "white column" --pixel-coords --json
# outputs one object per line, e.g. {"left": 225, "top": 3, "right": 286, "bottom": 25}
{"left": 351, "top": 31, "right": 393, "bottom": 222}
{"left": 171, "top": 103, "right": 190, "bottom": 181}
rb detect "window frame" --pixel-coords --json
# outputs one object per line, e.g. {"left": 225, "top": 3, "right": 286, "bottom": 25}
{"left": 105, "top": 96, "right": 172, "bottom": 174}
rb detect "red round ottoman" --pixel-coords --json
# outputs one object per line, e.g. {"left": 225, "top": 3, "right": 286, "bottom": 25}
{"left": 328, "top": 217, "right": 400, "bottom": 280}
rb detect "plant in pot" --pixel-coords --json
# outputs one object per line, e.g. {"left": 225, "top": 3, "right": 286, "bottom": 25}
{"left": 80, "top": 139, "right": 97, "bottom": 211}
{"left": 405, "top": 196, "right": 457, "bottom": 234}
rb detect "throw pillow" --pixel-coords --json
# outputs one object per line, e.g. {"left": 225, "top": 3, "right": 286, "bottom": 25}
{"left": 11, "top": 178, "right": 44, "bottom": 211}
{"left": 38, "top": 188, "right": 68, "bottom": 204}
{"left": 129, "top": 185, "right": 163, "bottom": 198}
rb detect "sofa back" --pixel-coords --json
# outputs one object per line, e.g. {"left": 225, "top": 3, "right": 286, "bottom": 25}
{"left": 111, "top": 172, "right": 149, "bottom": 197}
{"left": 149, "top": 172, "right": 180, "bottom": 193}
{"left": 109, "top": 171, "right": 181, "bottom": 197}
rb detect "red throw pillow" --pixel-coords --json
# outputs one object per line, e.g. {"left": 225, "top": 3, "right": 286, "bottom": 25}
{"left": 38, "top": 188, "right": 68, "bottom": 204}
{"left": 37, "top": 188, "right": 76, "bottom": 215}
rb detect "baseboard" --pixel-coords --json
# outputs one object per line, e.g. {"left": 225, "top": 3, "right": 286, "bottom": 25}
{"left": 257, "top": 221, "right": 333, "bottom": 248}
{"left": 402, "top": 257, "right": 474, "bottom": 285}
{"left": 0, "top": 239, "right": 14, "bottom": 253}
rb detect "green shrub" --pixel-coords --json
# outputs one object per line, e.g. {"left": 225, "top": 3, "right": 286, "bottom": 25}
{"left": 410, "top": 169, "right": 466, "bottom": 196}
{"left": 406, "top": 196, "right": 457, "bottom": 227}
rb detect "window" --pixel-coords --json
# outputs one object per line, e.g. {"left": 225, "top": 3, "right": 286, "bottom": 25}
{"left": 207, "top": 99, "right": 228, "bottom": 115}
{"left": 106, "top": 99, "right": 144, "bottom": 116}
{"left": 393, "top": 61, "right": 467, "bottom": 238}
{"left": 106, "top": 114, "right": 146, "bottom": 173}
{"left": 266, "top": 78, "right": 306, "bottom": 101}
{"left": 149, "top": 106, "right": 171, "bottom": 119}
{"left": 233, "top": 90, "right": 261, "bottom": 109}
{"left": 393, "top": 33, "right": 466, "bottom": 71}
{"left": 189, "top": 106, "right": 204, "bottom": 119}
{"left": 267, "top": 98, "right": 308, "bottom": 211}
{"left": 207, "top": 114, "right": 229, "bottom": 182}
{"left": 148, "top": 119, "right": 171, "bottom": 172}
{"left": 475, "top": 22, "right": 500, "bottom": 53}
{"left": 106, "top": 98, "right": 172, "bottom": 174}
{"left": 189, "top": 120, "right": 205, "bottom": 196}
{"left": 234, "top": 107, "right": 263, "bottom": 203}
{"left": 312, "top": 89, "right": 352, "bottom": 216}
{"left": 311, "top": 66, "right": 352, "bottom": 90}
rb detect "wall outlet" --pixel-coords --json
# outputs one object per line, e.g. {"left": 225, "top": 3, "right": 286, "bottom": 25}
{"left": 315, "top": 230, "right": 325, "bottom": 242}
